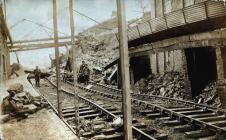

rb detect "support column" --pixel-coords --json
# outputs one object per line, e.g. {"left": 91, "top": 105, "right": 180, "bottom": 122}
{"left": 156, "top": 0, "right": 164, "bottom": 17}
{"left": 164, "top": 51, "right": 166, "bottom": 72}
{"left": 117, "top": 63, "right": 122, "bottom": 89}
{"left": 52, "top": 0, "right": 62, "bottom": 118}
{"left": 172, "top": 0, "right": 183, "bottom": 11}
{"left": 216, "top": 46, "right": 226, "bottom": 108}
{"left": 182, "top": 49, "right": 192, "bottom": 100}
{"left": 150, "top": 0, "right": 156, "bottom": 18}
{"left": 130, "top": 66, "right": 135, "bottom": 90}
{"left": 116, "top": 0, "right": 133, "bottom": 139}
{"left": 156, "top": 52, "right": 159, "bottom": 74}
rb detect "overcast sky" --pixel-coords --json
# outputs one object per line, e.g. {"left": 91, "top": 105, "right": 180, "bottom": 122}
{"left": 6, "top": 0, "right": 151, "bottom": 68}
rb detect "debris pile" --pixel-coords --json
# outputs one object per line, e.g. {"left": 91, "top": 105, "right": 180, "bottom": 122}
{"left": 9, "top": 63, "right": 20, "bottom": 78}
{"left": 135, "top": 72, "right": 187, "bottom": 99}
{"left": 1, "top": 83, "right": 48, "bottom": 122}
{"left": 194, "top": 82, "right": 221, "bottom": 107}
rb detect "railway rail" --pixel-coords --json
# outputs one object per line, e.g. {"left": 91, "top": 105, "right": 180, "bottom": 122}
{"left": 89, "top": 81, "right": 221, "bottom": 111}
{"left": 67, "top": 81, "right": 226, "bottom": 139}
{"left": 33, "top": 78, "right": 158, "bottom": 140}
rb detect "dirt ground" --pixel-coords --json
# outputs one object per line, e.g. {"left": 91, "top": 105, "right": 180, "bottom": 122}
{"left": 1, "top": 109, "right": 78, "bottom": 140}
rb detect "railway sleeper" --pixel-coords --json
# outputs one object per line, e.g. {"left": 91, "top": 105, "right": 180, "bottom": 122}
{"left": 153, "top": 134, "right": 168, "bottom": 140}
{"left": 110, "top": 110, "right": 122, "bottom": 115}
{"left": 62, "top": 105, "right": 89, "bottom": 110}
{"left": 62, "top": 107, "right": 92, "bottom": 113}
{"left": 162, "top": 120, "right": 186, "bottom": 127}
{"left": 169, "top": 107, "right": 196, "bottom": 112}
{"left": 173, "top": 124, "right": 199, "bottom": 133}
{"left": 208, "top": 120, "right": 226, "bottom": 127}
{"left": 88, "top": 133, "right": 123, "bottom": 140}
{"left": 79, "top": 113, "right": 101, "bottom": 119}
{"left": 81, "top": 128, "right": 117, "bottom": 138}
{"left": 140, "top": 110, "right": 158, "bottom": 115}
{"left": 197, "top": 115, "right": 226, "bottom": 122}
{"left": 185, "top": 130, "right": 215, "bottom": 138}
{"left": 146, "top": 113, "right": 164, "bottom": 119}
{"left": 79, "top": 110, "right": 98, "bottom": 116}
{"left": 188, "top": 113, "right": 217, "bottom": 118}
{"left": 155, "top": 117, "right": 172, "bottom": 121}
{"left": 140, "top": 128, "right": 157, "bottom": 136}
{"left": 178, "top": 109, "right": 211, "bottom": 115}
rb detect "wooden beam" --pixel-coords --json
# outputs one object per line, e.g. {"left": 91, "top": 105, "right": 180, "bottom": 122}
{"left": 116, "top": 0, "right": 133, "bottom": 140}
{"left": 10, "top": 41, "right": 72, "bottom": 49}
{"left": 8, "top": 36, "right": 77, "bottom": 45}
{"left": 10, "top": 44, "right": 66, "bottom": 52}
{"left": 53, "top": 0, "right": 62, "bottom": 118}
{"left": 69, "top": 0, "right": 80, "bottom": 135}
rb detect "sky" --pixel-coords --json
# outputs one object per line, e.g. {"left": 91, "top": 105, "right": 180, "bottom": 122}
{"left": 6, "top": 0, "right": 151, "bottom": 68}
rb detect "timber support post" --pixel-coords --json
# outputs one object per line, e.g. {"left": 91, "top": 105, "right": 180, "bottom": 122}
{"left": 53, "top": 0, "right": 62, "bottom": 118}
{"left": 69, "top": 0, "right": 80, "bottom": 135}
{"left": 116, "top": 0, "right": 133, "bottom": 139}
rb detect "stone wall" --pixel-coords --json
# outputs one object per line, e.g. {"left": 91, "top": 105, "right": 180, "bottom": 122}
{"left": 150, "top": 50, "right": 184, "bottom": 75}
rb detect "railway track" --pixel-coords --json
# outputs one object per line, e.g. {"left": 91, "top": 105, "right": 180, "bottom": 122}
{"left": 67, "top": 81, "right": 226, "bottom": 139}
{"left": 33, "top": 78, "right": 159, "bottom": 140}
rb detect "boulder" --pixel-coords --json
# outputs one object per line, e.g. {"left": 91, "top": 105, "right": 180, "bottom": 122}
{"left": 7, "top": 83, "right": 24, "bottom": 94}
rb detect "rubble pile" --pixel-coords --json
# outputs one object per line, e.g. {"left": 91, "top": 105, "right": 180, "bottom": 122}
{"left": 195, "top": 82, "right": 221, "bottom": 107}
{"left": 1, "top": 83, "right": 48, "bottom": 122}
{"left": 135, "top": 72, "right": 187, "bottom": 99}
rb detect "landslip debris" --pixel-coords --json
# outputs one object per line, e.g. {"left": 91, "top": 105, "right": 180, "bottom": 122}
{"left": 194, "top": 82, "right": 221, "bottom": 108}
{"left": 1, "top": 83, "right": 48, "bottom": 122}
{"left": 135, "top": 71, "right": 188, "bottom": 100}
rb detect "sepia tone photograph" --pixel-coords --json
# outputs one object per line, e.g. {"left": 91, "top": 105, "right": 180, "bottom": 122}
{"left": 1, "top": 0, "right": 226, "bottom": 139}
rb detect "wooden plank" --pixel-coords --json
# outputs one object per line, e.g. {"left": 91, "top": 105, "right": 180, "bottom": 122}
{"left": 116, "top": 0, "right": 133, "bottom": 139}
{"left": 137, "top": 21, "right": 152, "bottom": 37}
{"left": 150, "top": 16, "right": 167, "bottom": 33}
{"left": 184, "top": 3, "right": 207, "bottom": 23}
{"left": 166, "top": 10, "right": 185, "bottom": 28}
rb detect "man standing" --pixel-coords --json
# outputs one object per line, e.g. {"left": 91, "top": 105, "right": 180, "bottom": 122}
{"left": 83, "top": 64, "right": 90, "bottom": 85}
{"left": 34, "top": 66, "right": 41, "bottom": 87}
{"left": 78, "top": 61, "right": 86, "bottom": 83}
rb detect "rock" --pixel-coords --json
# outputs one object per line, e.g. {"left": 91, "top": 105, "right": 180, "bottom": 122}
{"left": 23, "top": 104, "right": 37, "bottom": 114}
{"left": 195, "top": 82, "right": 220, "bottom": 107}
{"left": 111, "top": 117, "right": 123, "bottom": 128}
{"left": 92, "top": 124, "right": 105, "bottom": 131}
{"left": 7, "top": 83, "right": 24, "bottom": 94}
{"left": 135, "top": 71, "right": 187, "bottom": 99}
{"left": 0, "top": 114, "right": 10, "bottom": 123}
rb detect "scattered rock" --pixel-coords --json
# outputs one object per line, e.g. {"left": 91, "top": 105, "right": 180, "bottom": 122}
{"left": 0, "top": 114, "right": 10, "bottom": 123}
{"left": 111, "top": 117, "right": 123, "bottom": 128}
{"left": 135, "top": 71, "right": 188, "bottom": 100}
{"left": 7, "top": 83, "right": 24, "bottom": 94}
{"left": 2, "top": 83, "right": 47, "bottom": 122}
{"left": 194, "top": 82, "right": 221, "bottom": 107}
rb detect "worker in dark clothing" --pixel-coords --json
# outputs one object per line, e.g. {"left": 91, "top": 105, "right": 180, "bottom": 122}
{"left": 78, "top": 61, "right": 86, "bottom": 83}
{"left": 34, "top": 66, "right": 41, "bottom": 87}
{"left": 83, "top": 64, "right": 90, "bottom": 85}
